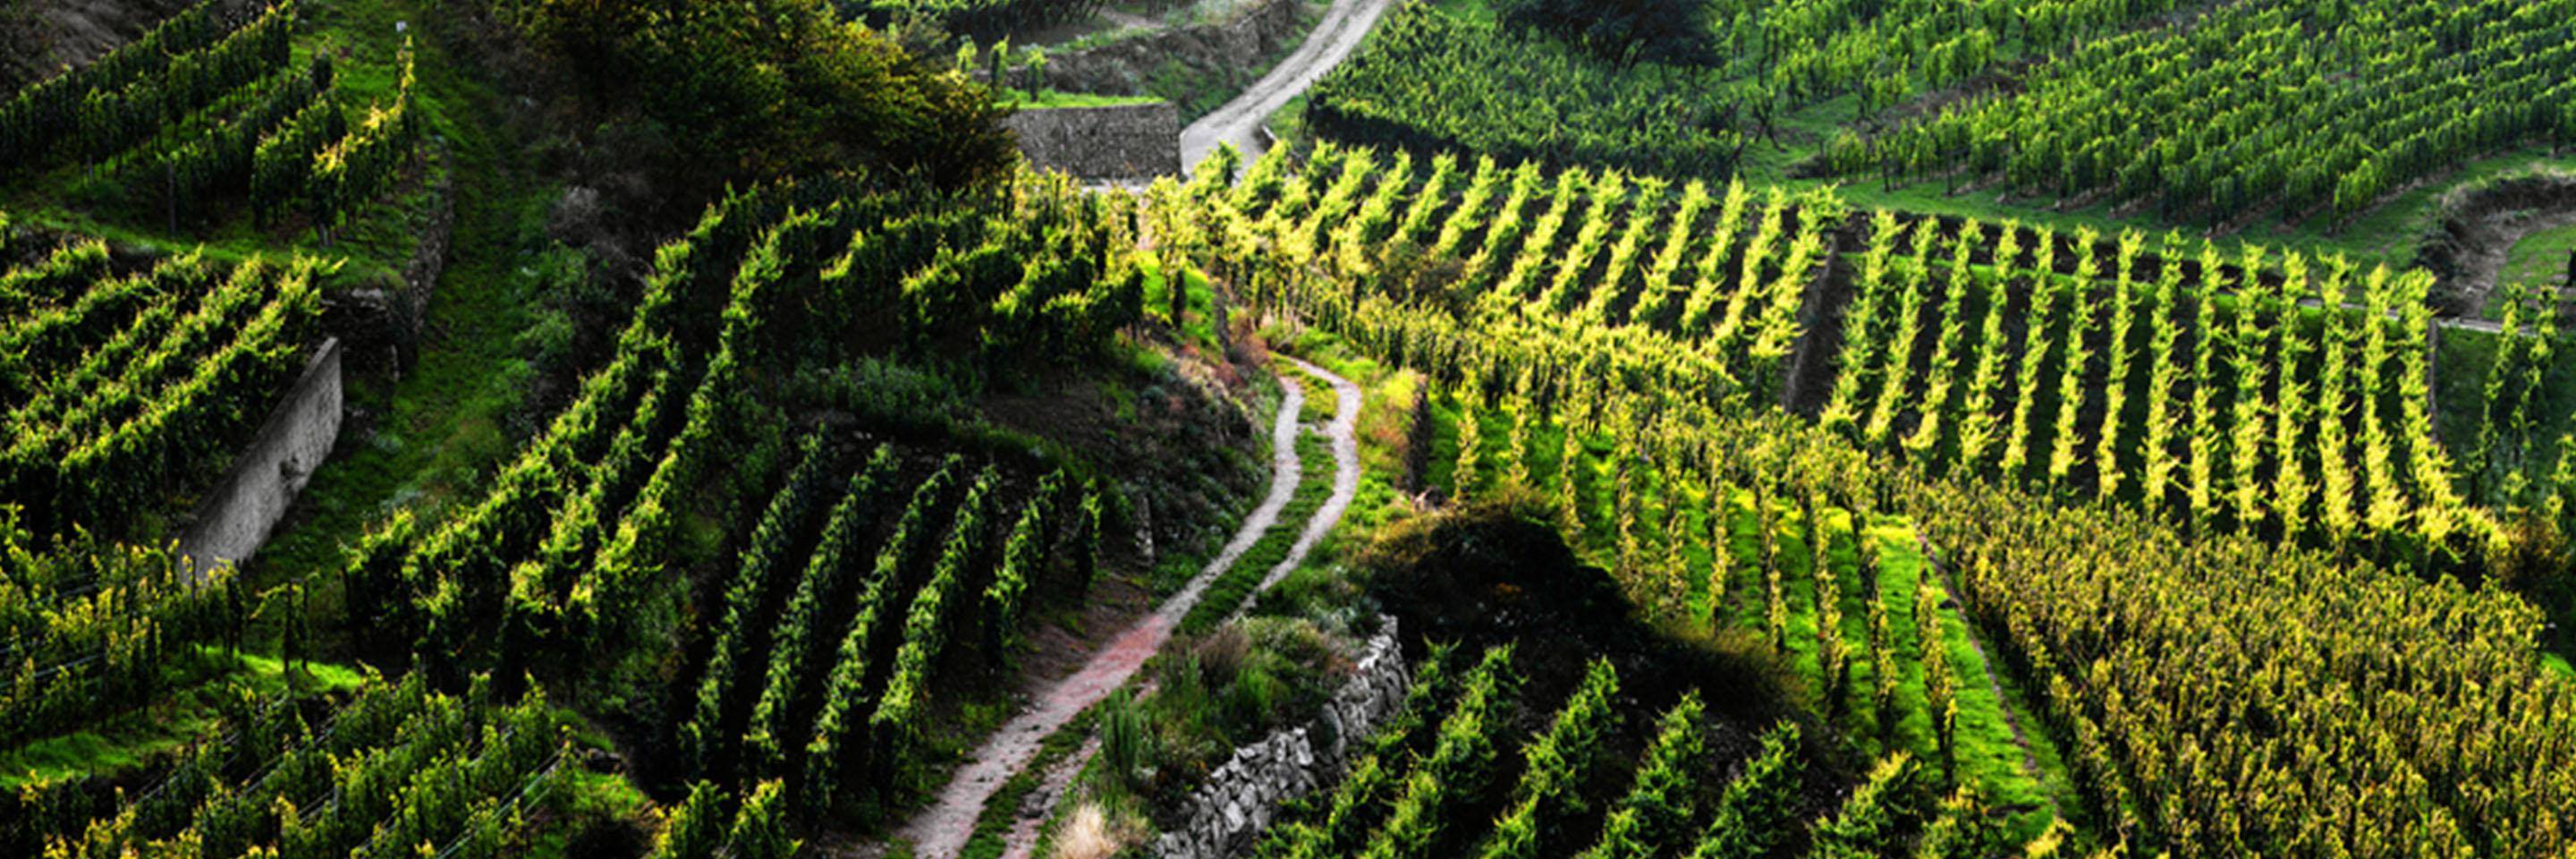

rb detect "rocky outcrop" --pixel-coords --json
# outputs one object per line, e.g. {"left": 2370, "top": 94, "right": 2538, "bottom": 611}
{"left": 1152, "top": 618, "right": 1408, "bottom": 859}
{"left": 1004, "top": 103, "right": 1183, "bottom": 183}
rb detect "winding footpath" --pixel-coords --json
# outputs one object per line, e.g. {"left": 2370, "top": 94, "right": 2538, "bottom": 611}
{"left": 1245, "top": 357, "right": 1363, "bottom": 610}
{"left": 1178, "top": 0, "right": 1398, "bottom": 174}
{"left": 894, "top": 360, "right": 1364, "bottom": 859}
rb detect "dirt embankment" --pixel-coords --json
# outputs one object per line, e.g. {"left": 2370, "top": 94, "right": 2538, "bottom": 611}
{"left": 2411, "top": 168, "right": 2576, "bottom": 317}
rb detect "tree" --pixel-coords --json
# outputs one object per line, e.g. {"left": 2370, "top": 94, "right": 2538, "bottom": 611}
{"left": 505, "top": 0, "right": 1015, "bottom": 191}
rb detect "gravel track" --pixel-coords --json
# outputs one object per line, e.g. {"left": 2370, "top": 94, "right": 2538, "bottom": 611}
{"left": 1177, "top": 0, "right": 1396, "bottom": 174}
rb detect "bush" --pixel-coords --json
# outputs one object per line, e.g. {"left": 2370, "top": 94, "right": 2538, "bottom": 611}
{"left": 1193, "top": 625, "right": 1252, "bottom": 689}
{"left": 1051, "top": 802, "right": 1131, "bottom": 859}
{"left": 1101, "top": 690, "right": 1152, "bottom": 787}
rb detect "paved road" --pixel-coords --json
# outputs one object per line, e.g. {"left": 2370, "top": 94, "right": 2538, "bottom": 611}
{"left": 1178, "top": 0, "right": 1397, "bottom": 175}
{"left": 894, "top": 361, "right": 1364, "bottom": 859}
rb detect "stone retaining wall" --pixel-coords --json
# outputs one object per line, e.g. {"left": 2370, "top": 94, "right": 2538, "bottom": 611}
{"left": 1038, "top": 0, "right": 1307, "bottom": 99}
{"left": 326, "top": 143, "right": 453, "bottom": 373}
{"left": 1152, "top": 618, "right": 1408, "bottom": 859}
{"left": 177, "top": 338, "right": 342, "bottom": 574}
{"left": 1004, "top": 103, "right": 1183, "bottom": 183}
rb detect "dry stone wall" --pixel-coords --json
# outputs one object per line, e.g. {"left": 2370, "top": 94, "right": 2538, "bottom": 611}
{"left": 1038, "top": 0, "right": 1308, "bottom": 100}
{"left": 1004, "top": 103, "right": 1183, "bottom": 183}
{"left": 1152, "top": 618, "right": 1409, "bottom": 859}
{"left": 326, "top": 144, "right": 452, "bottom": 373}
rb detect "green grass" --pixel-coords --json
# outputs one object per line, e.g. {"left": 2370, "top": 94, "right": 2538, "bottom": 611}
{"left": 248, "top": 0, "right": 565, "bottom": 605}
{"left": 2496, "top": 221, "right": 2576, "bottom": 313}
{"left": 1883, "top": 532, "right": 2081, "bottom": 840}
{"left": 1182, "top": 430, "right": 1337, "bottom": 632}
{"left": 1003, "top": 89, "right": 1167, "bottom": 109}
{"left": 1268, "top": 91, "right": 1312, "bottom": 149}
{"left": 1140, "top": 256, "right": 1222, "bottom": 353}
{"left": 0, "top": 647, "right": 368, "bottom": 789}
{"left": 519, "top": 768, "right": 655, "bottom": 859}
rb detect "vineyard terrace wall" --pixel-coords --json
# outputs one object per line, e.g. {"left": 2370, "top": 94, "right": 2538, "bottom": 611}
{"left": 1037, "top": 0, "right": 1309, "bottom": 103}
{"left": 1003, "top": 102, "right": 1184, "bottom": 183}
{"left": 326, "top": 145, "right": 454, "bottom": 373}
{"left": 179, "top": 337, "right": 343, "bottom": 574}
{"left": 1152, "top": 617, "right": 1408, "bottom": 859}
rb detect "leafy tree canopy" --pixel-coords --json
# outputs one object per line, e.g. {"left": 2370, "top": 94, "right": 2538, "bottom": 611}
{"left": 501, "top": 0, "right": 1014, "bottom": 188}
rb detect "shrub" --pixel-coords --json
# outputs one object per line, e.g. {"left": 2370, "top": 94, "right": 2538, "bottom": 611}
{"left": 1052, "top": 802, "right": 1127, "bottom": 859}
{"left": 1101, "top": 690, "right": 1151, "bottom": 787}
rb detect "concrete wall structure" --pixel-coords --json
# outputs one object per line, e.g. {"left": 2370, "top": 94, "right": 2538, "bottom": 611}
{"left": 178, "top": 338, "right": 342, "bottom": 574}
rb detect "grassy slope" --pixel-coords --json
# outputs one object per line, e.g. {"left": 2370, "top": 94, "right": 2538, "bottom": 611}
{"left": 2499, "top": 222, "right": 2576, "bottom": 302}
{"left": 0, "top": 0, "right": 443, "bottom": 288}
{"left": 0, "top": 0, "right": 553, "bottom": 791}
{"left": 250, "top": 0, "right": 559, "bottom": 596}
{"left": 1002, "top": 89, "right": 1167, "bottom": 108}
{"left": 0, "top": 648, "right": 367, "bottom": 788}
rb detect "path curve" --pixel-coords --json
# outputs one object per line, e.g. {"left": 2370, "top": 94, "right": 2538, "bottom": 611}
{"left": 896, "top": 361, "right": 1363, "bottom": 859}
{"left": 1245, "top": 356, "right": 1362, "bottom": 608}
{"left": 1178, "top": 0, "right": 1397, "bottom": 174}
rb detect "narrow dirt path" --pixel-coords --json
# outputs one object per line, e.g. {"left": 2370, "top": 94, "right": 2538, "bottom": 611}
{"left": 1915, "top": 533, "right": 2061, "bottom": 821}
{"left": 996, "top": 737, "right": 1100, "bottom": 859}
{"left": 1246, "top": 356, "right": 1362, "bottom": 606}
{"left": 1178, "top": 0, "right": 1396, "bottom": 174}
{"left": 895, "top": 361, "right": 1363, "bottom": 859}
